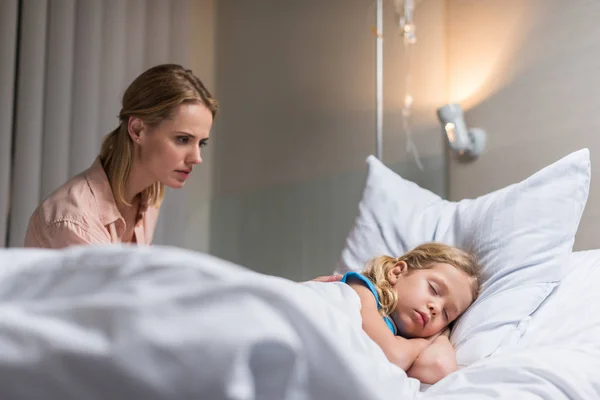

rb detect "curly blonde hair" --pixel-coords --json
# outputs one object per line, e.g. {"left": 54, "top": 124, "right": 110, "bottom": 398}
{"left": 362, "top": 242, "right": 481, "bottom": 317}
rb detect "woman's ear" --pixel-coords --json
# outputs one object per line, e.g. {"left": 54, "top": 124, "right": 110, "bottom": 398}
{"left": 127, "top": 116, "right": 145, "bottom": 143}
{"left": 387, "top": 260, "right": 408, "bottom": 284}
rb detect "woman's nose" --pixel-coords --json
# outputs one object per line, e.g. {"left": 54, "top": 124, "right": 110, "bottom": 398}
{"left": 188, "top": 147, "right": 202, "bottom": 164}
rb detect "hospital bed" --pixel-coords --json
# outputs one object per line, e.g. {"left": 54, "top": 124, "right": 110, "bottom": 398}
{"left": 0, "top": 244, "right": 598, "bottom": 399}
{"left": 0, "top": 149, "right": 596, "bottom": 399}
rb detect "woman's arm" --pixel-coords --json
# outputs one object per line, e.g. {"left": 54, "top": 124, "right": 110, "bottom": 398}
{"left": 348, "top": 279, "right": 432, "bottom": 371}
{"left": 406, "top": 329, "right": 458, "bottom": 384}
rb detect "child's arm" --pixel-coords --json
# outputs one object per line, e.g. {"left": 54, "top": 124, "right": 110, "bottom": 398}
{"left": 406, "top": 329, "right": 458, "bottom": 384}
{"left": 348, "top": 280, "right": 433, "bottom": 371}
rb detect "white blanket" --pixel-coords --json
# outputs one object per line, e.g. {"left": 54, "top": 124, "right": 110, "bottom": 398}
{"left": 0, "top": 245, "right": 597, "bottom": 399}
{"left": 0, "top": 245, "right": 419, "bottom": 399}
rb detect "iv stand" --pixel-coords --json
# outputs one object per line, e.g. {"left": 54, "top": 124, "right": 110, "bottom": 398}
{"left": 376, "top": 0, "right": 383, "bottom": 160}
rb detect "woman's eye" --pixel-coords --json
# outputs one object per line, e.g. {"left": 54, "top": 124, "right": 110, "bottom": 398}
{"left": 177, "top": 136, "right": 189, "bottom": 144}
{"left": 443, "top": 310, "right": 449, "bottom": 320}
{"left": 199, "top": 140, "right": 208, "bottom": 148}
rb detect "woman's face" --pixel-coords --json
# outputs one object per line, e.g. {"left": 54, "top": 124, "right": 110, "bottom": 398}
{"left": 389, "top": 262, "right": 475, "bottom": 339}
{"left": 134, "top": 102, "right": 213, "bottom": 189}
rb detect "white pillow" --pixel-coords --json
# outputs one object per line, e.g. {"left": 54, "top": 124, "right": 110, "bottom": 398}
{"left": 514, "top": 249, "right": 600, "bottom": 350}
{"left": 336, "top": 149, "right": 590, "bottom": 366}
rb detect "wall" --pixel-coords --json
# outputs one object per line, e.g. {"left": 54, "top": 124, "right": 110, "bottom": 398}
{"left": 211, "top": 0, "right": 447, "bottom": 279}
{"left": 446, "top": 0, "right": 600, "bottom": 250}
{"left": 154, "top": 0, "right": 216, "bottom": 252}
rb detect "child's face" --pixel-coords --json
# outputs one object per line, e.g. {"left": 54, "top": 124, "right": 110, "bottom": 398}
{"left": 388, "top": 262, "right": 475, "bottom": 339}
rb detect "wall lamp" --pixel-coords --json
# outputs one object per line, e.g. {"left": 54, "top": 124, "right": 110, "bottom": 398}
{"left": 437, "top": 103, "right": 486, "bottom": 159}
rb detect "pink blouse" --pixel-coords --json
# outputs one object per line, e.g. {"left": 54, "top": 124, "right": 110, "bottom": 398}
{"left": 24, "top": 158, "right": 160, "bottom": 248}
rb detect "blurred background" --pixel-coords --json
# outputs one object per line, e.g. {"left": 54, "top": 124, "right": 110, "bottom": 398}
{"left": 1, "top": 0, "right": 598, "bottom": 280}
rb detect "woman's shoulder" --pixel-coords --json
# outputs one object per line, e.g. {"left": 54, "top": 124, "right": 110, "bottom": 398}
{"left": 34, "top": 171, "right": 97, "bottom": 226}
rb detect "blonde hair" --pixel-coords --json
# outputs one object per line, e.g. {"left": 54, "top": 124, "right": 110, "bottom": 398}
{"left": 362, "top": 242, "right": 481, "bottom": 317}
{"left": 99, "top": 64, "right": 218, "bottom": 207}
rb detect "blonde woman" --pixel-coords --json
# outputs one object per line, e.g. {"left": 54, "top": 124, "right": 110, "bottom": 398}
{"left": 341, "top": 242, "right": 481, "bottom": 384}
{"left": 24, "top": 64, "right": 218, "bottom": 248}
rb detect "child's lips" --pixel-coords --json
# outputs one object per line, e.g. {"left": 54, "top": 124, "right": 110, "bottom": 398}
{"left": 416, "top": 310, "right": 429, "bottom": 327}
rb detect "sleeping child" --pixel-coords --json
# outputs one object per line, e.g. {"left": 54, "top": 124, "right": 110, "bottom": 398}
{"left": 340, "top": 242, "right": 480, "bottom": 384}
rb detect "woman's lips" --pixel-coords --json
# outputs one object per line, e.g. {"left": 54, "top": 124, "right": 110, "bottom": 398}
{"left": 175, "top": 170, "right": 191, "bottom": 179}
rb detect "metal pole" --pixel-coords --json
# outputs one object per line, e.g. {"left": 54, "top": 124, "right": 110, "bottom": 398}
{"left": 376, "top": 0, "right": 383, "bottom": 160}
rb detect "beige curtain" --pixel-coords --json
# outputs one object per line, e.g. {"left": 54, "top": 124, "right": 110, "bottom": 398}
{"left": 1, "top": 0, "right": 207, "bottom": 247}
{"left": 0, "top": 0, "right": 19, "bottom": 247}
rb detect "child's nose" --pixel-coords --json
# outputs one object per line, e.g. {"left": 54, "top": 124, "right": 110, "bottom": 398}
{"left": 427, "top": 302, "right": 441, "bottom": 315}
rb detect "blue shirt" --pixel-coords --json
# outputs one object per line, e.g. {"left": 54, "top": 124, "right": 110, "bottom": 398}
{"left": 341, "top": 271, "right": 398, "bottom": 335}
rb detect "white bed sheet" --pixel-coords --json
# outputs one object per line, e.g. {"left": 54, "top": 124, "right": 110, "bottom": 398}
{"left": 0, "top": 245, "right": 598, "bottom": 400}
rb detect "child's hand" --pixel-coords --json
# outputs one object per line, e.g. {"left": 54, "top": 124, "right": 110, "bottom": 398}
{"left": 405, "top": 331, "right": 443, "bottom": 355}
{"left": 424, "top": 327, "right": 451, "bottom": 345}
{"left": 425, "top": 329, "right": 445, "bottom": 345}
{"left": 407, "top": 328, "right": 457, "bottom": 384}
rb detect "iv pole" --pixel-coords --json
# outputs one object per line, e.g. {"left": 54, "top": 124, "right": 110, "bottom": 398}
{"left": 375, "top": 0, "right": 383, "bottom": 160}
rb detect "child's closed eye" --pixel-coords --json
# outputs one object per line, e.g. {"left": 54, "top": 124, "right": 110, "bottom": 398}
{"left": 428, "top": 282, "right": 438, "bottom": 295}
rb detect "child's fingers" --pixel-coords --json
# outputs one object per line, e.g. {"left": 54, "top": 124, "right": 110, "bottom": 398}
{"left": 311, "top": 274, "right": 343, "bottom": 282}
